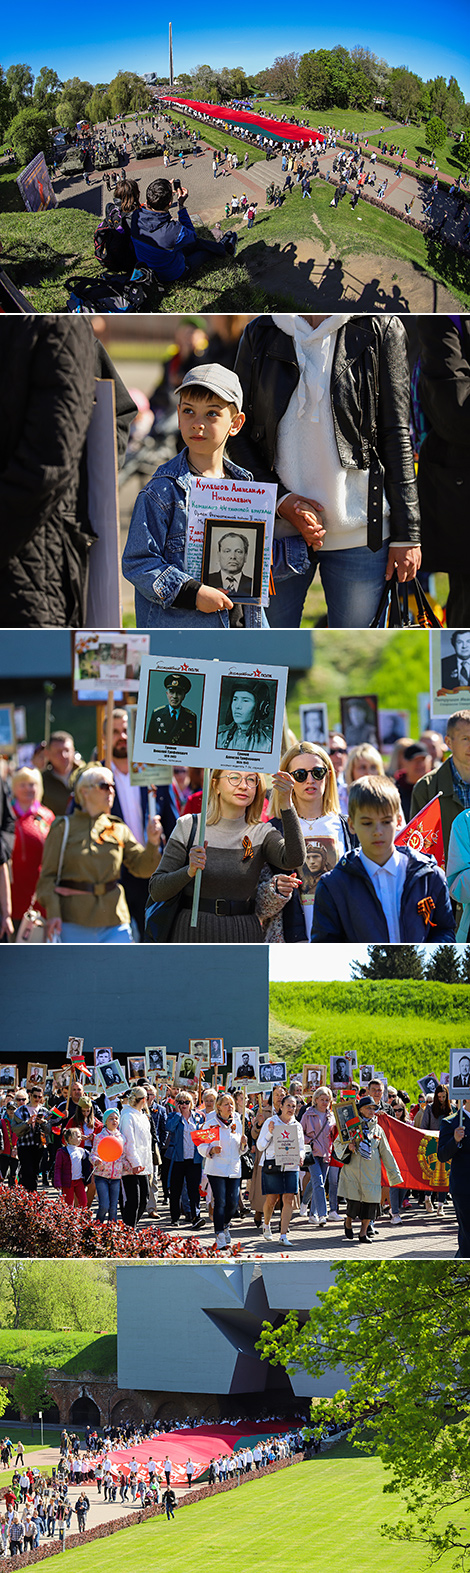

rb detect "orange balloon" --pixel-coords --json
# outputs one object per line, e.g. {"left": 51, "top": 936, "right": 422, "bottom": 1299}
{"left": 97, "top": 1133, "right": 123, "bottom": 1161}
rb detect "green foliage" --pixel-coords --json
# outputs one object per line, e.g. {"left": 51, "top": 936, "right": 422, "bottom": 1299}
{"left": 5, "top": 64, "right": 34, "bottom": 111}
{"left": 269, "top": 978, "right": 470, "bottom": 1093}
{"left": 0, "top": 1329, "right": 117, "bottom": 1376}
{"left": 286, "top": 628, "right": 430, "bottom": 738}
{"left": 8, "top": 106, "right": 51, "bottom": 166}
{"left": 256, "top": 1263, "right": 470, "bottom": 1568}
{"left": 13, "top": 1360, "right": 50, "bottom": 1420}
{"left": 426, "top": 114, "right": 447, "bottom": 150}
{"left": 458, "top": 128, "right": 470, "bottom": 168}
{"left": 351, "top": 945, "right": 426, "bottom": 979}
{"left": 0, "top": 1261, "right": 116, "bottom": 1333}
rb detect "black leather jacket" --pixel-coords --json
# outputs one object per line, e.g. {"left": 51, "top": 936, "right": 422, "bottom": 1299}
{"left": 233, "top": 316, "right": 421, "bottom": 551}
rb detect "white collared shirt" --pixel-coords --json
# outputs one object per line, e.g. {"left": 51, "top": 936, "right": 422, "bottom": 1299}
{"left": 358, "top": 847, "right": 407, "bottom": 942}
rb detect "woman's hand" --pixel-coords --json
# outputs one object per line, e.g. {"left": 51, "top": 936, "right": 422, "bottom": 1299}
{"left": 46, "top": 918, "right": 62, "bottom": 940}
{"left": 196, "top": 585, "right": 233, "bottom": 614}
{"left": 385, "top": 545, "right": 422, "bottom": 583}
{"left": 268, "top": 1119, "right": 275, "bottom": 1133}
{"left": 132, "top": 1165, "right": 145, "bottom": 1174}
{"left": 275, "top": 873, "right": 302, "bottom": 898}
{"left": 272, "top": 770, "right": 295, "bottom": 810}
{"left": 208, "top": 1145, "right": 222, "bottom": 1157}
{"left": 277, "top": 494, "right": 326, "bottom": 550}
{"left": 188, "top": 842, "right": 208, "bottom": 878}
{"left": 348, "top": 1140, "right": 356, "bottom": 1152}
{"left": 147, "top": 815, "right": 163, "bottom": 846}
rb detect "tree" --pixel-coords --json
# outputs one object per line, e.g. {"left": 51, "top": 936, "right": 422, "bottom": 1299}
{"left": 350, "top": 945, "right": 425, "bottom": 980}
{"left": 5, "top": 63, "right": 34, "bottom": 110}
{"left": 386, "top": 65, "right": 423, "bottom": 121}
{"left": 0, "top": 1262, "right": 116, "bottom": 1332}
{"left": 257, "top": 1263, "right": 470, "bottom": 1566}
{"left": 57, "top": 77, "right": 94, "bottom": 130}
{"left": 266, "top": 53, "right": 300, "bottom": 102}
{"left": 425, "top": 944, "right": 462, "bottom": 983}
{"left": 32, "top": 67, "right": 63, "bottom": 112}
{"left": 8, "top": 106, "right": 51, "bottom": 166}
{"left": 0, "top": 67, "right": 11, "bottom": 140}
{"left": 457, "top": 127, "right": 470, "bottom": 169}
{"left": 13, "top": 1362, "right": 51, "bottom": 1432}
{"left": 425, "top": 114, "right": 446, "bottom": 152}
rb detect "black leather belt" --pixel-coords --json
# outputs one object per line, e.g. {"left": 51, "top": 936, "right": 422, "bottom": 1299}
{"left": 181, "top": 895, "right": 255, "bottom": 917}
{"left": 55, "top": 879, "right": 119, "bottom": 895}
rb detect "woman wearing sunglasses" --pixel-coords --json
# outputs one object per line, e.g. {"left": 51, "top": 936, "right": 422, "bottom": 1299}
{"left": 147, "top": 768, "right": 305, "bottom": 943}
{"left": 261, "top": 741, "right": 356, "bottom": 942}
{"left": 36, "top": 766, "right": 162, "bottom": 943}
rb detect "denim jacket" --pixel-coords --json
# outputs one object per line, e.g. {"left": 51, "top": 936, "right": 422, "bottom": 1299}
{"left": 122, "top": 448, "right": 264, "bottom": 628}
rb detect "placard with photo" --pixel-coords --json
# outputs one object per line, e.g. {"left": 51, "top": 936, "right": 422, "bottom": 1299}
{"left": 302, "top": 1064, "right": 328, "bottom": 1094}
{"left": 448, "top": 1049, "right": 470, "bottom": 1097}
{"left": 133, "top": 655, "right": 288, "bottom": 772}
{"left": 330, "top": 1054, "right": 354, "bottom": 1089}
{"left": 189, "top": 1039, "right": 210, "bottom": 1064}
{"left": 96, "top": 1060, "right": 129, "bottom": 1094}
{"left": 340, "top": 695, "right": 379, "bottom": 750}
{"left": 66, "top": 1037, "right": 84, "bottom": 1062}
{"left": 145, "top": 1047, "right": 168, "bottom": 1074}
{"left": 186, "top": 476, "right": 277, "bottom": 607}
{"left": 201, "top": 520, "right": 265, "bottom": 605}
{"left": 232, "top": 1048, "right": 259, "bottom": 1082}
{"left": 52, "top": 1066, "right": 71, "bottom": 1095}
{"left": 209, "top": 1040, "right": 225, "bottom": 1066}
{"left": 127, "top": 1055, "right": 146, "bottom": 1082}
{"left": 299, "top": 704, "right": 329, "bottom": 746}
{"left": 126, "top": 707, "right": 173, "bottom": 789}
{"left": 26, "top": 1063, "right": 47, "bottom": 1093}
{"left": 176, "top": 1052, "right": 199, "bottom": 1085}
{"left": 0, "top": 1065, "right": 18, "bottom": 1090}
{"left": 430, "top": 630, "right": 470, "bottom": 716}
{"left": 359, "top": 1064, "right": 375, "bottom": 1086}
{"left": 73, "top": 633, "right": 150, "bottom": 696}
{"left": 94, "top": 1047, "right": 113, "bottom": 1070}
{"left": 378, "top": 710, "right": 410, "bottom": 751}
{"left": 0, "top": 704, "right": 16, "bottom": 756}
{"left": 417, "top": 695, "right": 449, "bottom": 739}
{"left": 259, "top": 1061, "right": 287, "bottom": 1084}
{"left": 418, "top": 1072, "right": 441, "bottom": 1097}
{"left": 272, "top": 1121, "right": 302, "bottom": 1167}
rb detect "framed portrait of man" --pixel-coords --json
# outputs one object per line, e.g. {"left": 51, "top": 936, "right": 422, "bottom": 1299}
{"left": 145, "top": 1047, "right": 167, "bottom": 1074}
{"left": 232, "top": 1048, "right": 259, "bottom": 1082}
{"left": 26, "top": 1063, "right": 47, "bottom": 1093}
{"left": 302, "top": 1064, "right": 328, "bottom": 1094}
{"left": 127, "top": 1055, "right": 146, "bottom": 1082}
{"left": 449, "top": 1050, "right": 470, "bottom": 1097}
{"left": 299, "top": 704, "right": 329, "bottom": 747}
{"left": 259, "top": 1061, "right": 287, "bottom": 1084}
{"left": 330, "top": 1054, "right": 353, "bottom": 1090}
{"left": 201, "top": 520, "right": 265, "bottom": 605}
{"left": 340, "top": 695, "right": 379, "bottom": 750}
{"left": 94, "top": 1047, "right": 113, "bottom": 1070}
{"left": 209, "top": 1040, "right": 225, "bottom": 1066}
{"left": 96, "top": 1060, "right": 129, "bottom": 1094}
{"left": 176, "top": 1053, "right": 198, "bottom": 1085}
{"left": 67, "top": 1036, "right": 84, "bottom": 1062}
{"left": 418, "top": 1072, "right": 440, "bottom": 1097}
{"left": 189, "top": 1039, "right": 210, "bottom": 1064}
{"left": 0, "top": 1065, "right": 18, "bottom": 1090}
{"left": 378, "top": 710, "right": 410, "bottom": 751}
{"left": 359, "top": 1064, "right": 375, "bottom": 1087}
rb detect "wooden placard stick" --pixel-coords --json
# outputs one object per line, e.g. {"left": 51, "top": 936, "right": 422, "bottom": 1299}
{"left": 190, "top": 767, "right": 210, "bottom": 928}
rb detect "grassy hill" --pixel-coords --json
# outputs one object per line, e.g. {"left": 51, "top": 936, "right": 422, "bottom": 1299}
{"left": 55, "top": 1442, "right": 431, "bottom": 1573}
{"left": 269, "top": 979, "right": 470, "bottom": 1095}
{"left": 0, "top": 1330, "right": 117, "bottom": 1377}
{"left": 285, "top": 628, "right": 431, "bottom": 740}
{"left": 255, "top": 99, "right": 465, "bottom": 180}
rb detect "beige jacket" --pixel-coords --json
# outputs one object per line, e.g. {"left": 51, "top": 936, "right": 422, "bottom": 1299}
{"left": 36, "top": 811, "right": 160, "bottom": 928}
{"left": 334, "top": 1115, "right": 403, "bottom": 1203}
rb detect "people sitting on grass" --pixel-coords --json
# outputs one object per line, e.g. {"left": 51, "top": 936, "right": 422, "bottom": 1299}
{"left": 128, "top": 177, "right": 238, "bottom": 284}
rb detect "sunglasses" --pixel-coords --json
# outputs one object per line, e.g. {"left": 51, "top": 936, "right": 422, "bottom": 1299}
{"left": 291, "top": 766, "right": 328, "bottom": 783}
{"left": 97, "top": 781, "right": 115, "bottom": 792}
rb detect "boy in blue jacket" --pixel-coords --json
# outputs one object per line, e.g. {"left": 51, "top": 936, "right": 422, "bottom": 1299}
{"left": 311, "top": 776, "right": 455, "bottom": 943}
{"left": 122, "top": 363, "right": 264, "bottom": 628}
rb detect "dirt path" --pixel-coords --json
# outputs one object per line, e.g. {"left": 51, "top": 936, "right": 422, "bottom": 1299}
{"left": 245, "top": 239, "right": 464, "bottom": 309}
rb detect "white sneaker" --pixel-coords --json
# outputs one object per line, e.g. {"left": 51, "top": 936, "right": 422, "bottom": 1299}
{"left": 425, "top": 1196, "right": 434, "bottom": 1214}
{"left": 390, "top": 1214, "right": 402, "bottom": 1224}
{"left": 328, "top": 1211, "right": 341, "bottom": 1222}
{"left": 262, "top": 1224, "right": 273, "bottom": 1241}
{"left": 279, "top": 1233, "right": 292, "bottom": 1246}
{"left": 308, "top": 1212, "right": 319, "bottom": 1225}
{"left": 299, "top": 1202, "right": 309, "bottom": 1217}
{"left": 215, "top": 1231, "right": 226, "bottom": 1248}
{"left": 435, "top": 1203, "right": 444, "bottom": 1216}
{"left": 312, "top": 1216, "right": 326, "bottom": 1227}
{"left": 224, "top": 1228, "right": 231, "bottom": 1246}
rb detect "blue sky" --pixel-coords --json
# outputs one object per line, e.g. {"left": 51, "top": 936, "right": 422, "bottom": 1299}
{"left": 269, "top": 944, "right": 468, "bottom": 982}
{"left": 3, "top": 12, "right": 470, "bottom": 98}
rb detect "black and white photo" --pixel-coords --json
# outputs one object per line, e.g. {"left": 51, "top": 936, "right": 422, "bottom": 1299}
{"left": 202, "top": 520, "right": 265, "bottom": 604}
{"left": 340, "top": 695, "right": 379, "bottom": 749}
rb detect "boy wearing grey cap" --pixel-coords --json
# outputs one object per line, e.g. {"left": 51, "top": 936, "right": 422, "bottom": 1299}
{"left": 122, "top": 366, "right": 262, "bottom": 628}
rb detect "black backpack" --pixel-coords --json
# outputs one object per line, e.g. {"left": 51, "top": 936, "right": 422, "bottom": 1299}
{"left": 66, "top": 269, "right": 157, "bottom": 314}
{"left": 94, "top": 202, "right": 137, "bottom": 272}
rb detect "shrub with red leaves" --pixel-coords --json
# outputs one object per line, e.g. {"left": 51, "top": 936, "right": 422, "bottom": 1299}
{"left": 0, "top": 1184, "right": 242, "bottom": 1259}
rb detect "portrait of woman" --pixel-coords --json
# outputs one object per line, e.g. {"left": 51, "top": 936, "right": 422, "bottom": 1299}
{"left": 216, "top": 679, "right": 274, "bottom": 753}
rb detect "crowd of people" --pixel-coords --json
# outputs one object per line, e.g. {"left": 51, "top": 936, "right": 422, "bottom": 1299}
{"left": 2, "top": 700, "right": 470, "bottom": 949}
{"left": 0, "top": 1053, "right": 466, "bottom": 1253}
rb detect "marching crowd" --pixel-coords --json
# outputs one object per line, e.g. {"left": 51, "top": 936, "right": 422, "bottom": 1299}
{"left": 1, "top": 700, "right": 470, "bottom": 947}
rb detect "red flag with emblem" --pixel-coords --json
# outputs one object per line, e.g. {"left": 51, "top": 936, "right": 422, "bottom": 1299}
{"left": 395, "top": 793, "right": 444, "bottom": 870}
{"left": 378, "top": 1111, "right": 451, "bottom": 1191}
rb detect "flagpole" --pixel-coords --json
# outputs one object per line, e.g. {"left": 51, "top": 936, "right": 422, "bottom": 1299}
{"left": 190, "top": 768, "right": 210, "bottom": 929}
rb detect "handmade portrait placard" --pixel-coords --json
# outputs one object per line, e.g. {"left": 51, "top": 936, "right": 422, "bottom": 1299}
{"left": 299, "top": 704, "right": 329, "bottom": 746}
{"left": 449, "top": 1049, "right": 470, "bottom": 1097}
{"left": 340, "top": 695, "right": 379, "bottom": 750}
{"left": 209, "top": 1040, "right": 225, "bottom": 1066}
{"left": 52, "top": 1066, "right": 71, "bottom": 1095}
{"left": 302, "top": 1064, "right": 328, "bottom": 1094}
{"left": 73, "top": 633, "right": 150, "bottom": 696}
{"left": 186, "top": 476, "right": 277, "bottom": 606}
{"left": 96, "top": 1060, "right": 129, "bottom": 1094}
{"left": 359, "top": 1064, "right": 375, "bottom": 1086}
{"left": 145, "top": 1047, "right": 167, "bottom": 1074}
{"left": 418, "top": 1072, "right": 440, "bottom": 1097}
{"left": 127, "top": 1055, "right": 146, "bottom": 1082}
{"left": 430, "top": 630, "right": 470, "bottom": 717}
{"left": 200, "top": 520, "right": 265, "bottom": 605}
{"left": 94, "top": 1047, "right": 113, "bottom": 1070}
{"left": 133, "top": 656, "right": 288, "bottom": 772}
{"left": 272, "top": 1121, "right": 302, "bottom": 1167}
{"left": 189, "top": 1039, "right": 210, "bottom": 1064}
{"left": 330, "top": 1054, "right": 354, "bottom": 1089}
{"left": 127, "top": 707, "right": 173, "bottom": 789}
{"left": 0, "top": 1065, "right": 18, "bottom": 1090}
{"left": 66, "top": 1036, "right": 84, "bottom": 1062}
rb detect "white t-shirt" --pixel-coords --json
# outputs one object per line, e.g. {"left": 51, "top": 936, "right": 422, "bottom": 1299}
{"left": 299, "top": 812, "right": 346, "bottom": 939}
{"left": 111, "top": 764, "right": 144, "bottom": 845}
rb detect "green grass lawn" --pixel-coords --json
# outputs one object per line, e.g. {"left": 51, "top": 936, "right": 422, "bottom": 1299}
{"left": 0, "top": 1330, "right": 117, "bottom": 1377}
{"left": 255, "top": 99, "right": 466, "bottom": 177}
{"left": 285, "top": 626, "right": 431, "bottom": 738}
{"left": 54, "top": 1444, "right": 435, "bottom": 1573}
{"left": 269, "top": 979, "right": 470, "bottom": 1095}
{"left": 159, "top": 105, "right": 267, "bottom": 163}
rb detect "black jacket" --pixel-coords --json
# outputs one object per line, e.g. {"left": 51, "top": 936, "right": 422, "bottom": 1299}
{"left": 233, "top": 315, "right": 421, "bottom": 551}
{"left": 0, "top": 319, "right": 136, "bottom": 626}
{"left": 417, "top": 317, "right": 470, "bottom": 572}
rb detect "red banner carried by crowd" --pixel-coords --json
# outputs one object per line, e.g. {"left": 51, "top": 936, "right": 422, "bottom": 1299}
{"left": 395, "top": 793, "right": 444, "bottom": 870}
{"left": 378, "top": 1111, "right": 451, "bottom": 1191}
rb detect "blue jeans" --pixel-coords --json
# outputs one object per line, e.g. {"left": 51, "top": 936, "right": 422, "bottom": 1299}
{"left": 60, "top": 923, "right": 133, "bottom": 943}
{"left": 390, "top": 1186, "right": 404, "bottom": 1214}
{"left": 307, "top": 1157, "right": 328, "bottom": 1220}
{"left": 267, "top": 540, "right": 390, "bottom": 628}
{"left": 210, "top": 1175, "right": 240, "bottom": 1235}
{"left": 95, "top": 1175, "right": 121, "bottom": 1222}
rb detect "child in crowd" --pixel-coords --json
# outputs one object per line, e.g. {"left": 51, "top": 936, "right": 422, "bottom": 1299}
{"left": 53, "top": 1128, "right": 92, "bottom": 1209}
{"left": 123, "top": 364, "right": 263, "bottom": 628}
{"left": 311, "top": 776, "right": 455, "bottom": 943}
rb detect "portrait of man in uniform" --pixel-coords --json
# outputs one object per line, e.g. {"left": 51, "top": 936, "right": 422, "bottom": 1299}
{"left": 145, "top": 673, "right": 198, "bottom": 746}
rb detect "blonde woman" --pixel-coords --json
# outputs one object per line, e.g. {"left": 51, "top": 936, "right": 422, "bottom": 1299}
{"left": 344, "top": 744, "right": 385, "bottom": 787}
{"left": 147, "top": 767, "right": 305, "bottom": 943}
{"left": 10, "top": 767, "right": 54, "bottom": 930}
{"left": 36, "top": 765, "right": 162, "bottom": 943}
{"left": 199, "top": 1092, "right": 246, "bottom": 1248}
{"left": 120, "top": 1086, "right": 153, "bottom": 1227}
{"left": 256, "top": 1093, "right": 306, "bottom": 1247}
{"left": 261, "top": 741, "right": 355, "bottom": 942}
